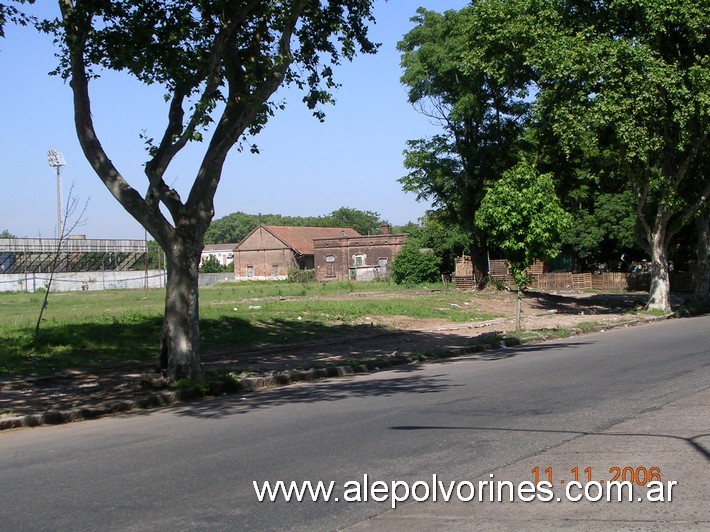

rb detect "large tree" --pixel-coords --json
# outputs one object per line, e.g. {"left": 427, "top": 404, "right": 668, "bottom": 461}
{"left": 402, "top": 1, "right": 709, "bottom": 311}
{"left": 397, "top": 4, "right": 538, "bottom": 282}
{"left": 48, "top": 0, "right": 377, "bottom": 381}
{"left": 531, "top": 0, "right": 710, "bottom": 310}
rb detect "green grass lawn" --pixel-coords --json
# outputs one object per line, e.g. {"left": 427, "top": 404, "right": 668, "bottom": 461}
{"left": 0, "top": 281, "right": 498, "bottom": 375}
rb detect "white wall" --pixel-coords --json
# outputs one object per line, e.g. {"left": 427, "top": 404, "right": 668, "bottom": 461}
{"left": 0, "top": 270, "right": 166, "bottom": 292}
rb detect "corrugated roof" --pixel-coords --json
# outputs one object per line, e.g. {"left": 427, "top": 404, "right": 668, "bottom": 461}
{"left": 264, "top": 226, "right": 361, "bottom": 255}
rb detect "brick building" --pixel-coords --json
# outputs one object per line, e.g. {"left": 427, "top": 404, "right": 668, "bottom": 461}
{"left": 233, "top": 225, "right": 360, "bottom": 280}
{"left": 313, "top": 225, "right": 407, "bottom": 281}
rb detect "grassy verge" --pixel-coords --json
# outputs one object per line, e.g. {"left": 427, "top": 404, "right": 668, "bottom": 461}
{"left": 0, "top": 281, "right": 497, "bottom": 375}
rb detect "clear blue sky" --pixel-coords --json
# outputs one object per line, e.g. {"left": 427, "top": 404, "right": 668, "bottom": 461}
{"left": 0, "top": 1, "right": 469, "bottom": 240}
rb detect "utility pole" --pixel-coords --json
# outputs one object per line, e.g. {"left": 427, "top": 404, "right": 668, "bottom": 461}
{"left": 46, "top": 150, "right": 66, "bottom": 239}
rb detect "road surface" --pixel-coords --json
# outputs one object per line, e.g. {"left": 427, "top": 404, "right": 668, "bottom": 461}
{"left": 1, "top": 316, "right": 708, "bottom": 530}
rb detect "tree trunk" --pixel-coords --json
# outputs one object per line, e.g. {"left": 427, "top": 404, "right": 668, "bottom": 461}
{"left": 159, "top": 236, "right": 204, "bottom": 382}
{"left": 646, "top": 230, "right": 671, "bottom": 312}
{"left": 470, "top": 240, "right": 489, "bottom": 288}
{"left": 695, "top": 210, "right": 710, "bottom": 303}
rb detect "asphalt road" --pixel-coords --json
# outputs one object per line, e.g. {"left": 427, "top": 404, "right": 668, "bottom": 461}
{"left": 1, "top": 316, "right": 708, "bottom": 531}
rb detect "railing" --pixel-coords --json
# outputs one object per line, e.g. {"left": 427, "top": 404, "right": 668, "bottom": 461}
{"left": 0, "top": 238, "right": 146, "bottom": 253}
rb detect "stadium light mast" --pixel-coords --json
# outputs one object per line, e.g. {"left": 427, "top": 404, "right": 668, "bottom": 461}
{"left": 46, "top": 150, "right": 66, "bottom": 239}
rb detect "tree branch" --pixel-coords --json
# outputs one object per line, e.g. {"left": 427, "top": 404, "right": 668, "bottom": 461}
{"left": 186, "top": 0, "right": 312, "bottom": 228}
{"left": 59, "top": 0, "right": 174, "bottom": 245}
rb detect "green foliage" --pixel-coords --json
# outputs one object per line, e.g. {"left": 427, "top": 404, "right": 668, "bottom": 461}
{"left": 174, "top": 377, "right": 209, "bottom": 395}
{"left": 199, "top": 255, "right": 231, "bottom": 273}
{"left": 287, "top": 269, "right": 315, "bottom": 284}
{"left": 562, "top": 191, "right": 636, "bottom": 263}
{"left": 0, "top": 0, "right": 33, "bottom": 39}
{"left": 0, "top": 283, "right": 495, "bottom": 376}
{"left": 399, "top": 0, "right": 708, "bottom": 310}
{"left": 391, "top": 242, "right": 442, "bottom": 285}
{"left": 46, "top": 1, "right": 379, "bottom": 135}
{"left": 0, "top": 229, "right": 16, "bottom": 238}
{"left": 476, "top": 162, "right": 572, "bottom": 288}
{"left": 404, "top": 215, "right": 471, "bottom": 273}
{"left": 527, "top": 0, "right": 710, "bottom": 309}
{"left": 397, "top": 4, "right": 536, "bottom": 258}
{"left": 326, "top": 207, "right": 384, "bottom": 236}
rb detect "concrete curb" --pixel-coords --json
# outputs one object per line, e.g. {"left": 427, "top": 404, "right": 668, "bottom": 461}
{"left": 0, "top": 315, "right": 670, "bottom": 432}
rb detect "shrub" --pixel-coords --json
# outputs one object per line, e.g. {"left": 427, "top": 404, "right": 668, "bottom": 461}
{"left": 200, "top": 256, "right": 231, "bottom": 273}
{"left": 287, "top": 268, "right": 315, "bottom": 283}
{"left": 391, "top": 244, "right": 442, "bottom": 285}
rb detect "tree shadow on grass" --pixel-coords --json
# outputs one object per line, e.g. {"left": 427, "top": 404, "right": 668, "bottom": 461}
{"left": 1, "top": 311, "right": 592, "bottom": 419}
{"left": 3, "top": 315, "right": 401, "bottom": 376}
{"left": 523, "top": 291, "right": 649, "bottom": 316}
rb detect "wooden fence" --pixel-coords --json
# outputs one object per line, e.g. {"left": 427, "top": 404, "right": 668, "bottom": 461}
{"left": 482, "top": 259, "right": 694, "bottom": 292}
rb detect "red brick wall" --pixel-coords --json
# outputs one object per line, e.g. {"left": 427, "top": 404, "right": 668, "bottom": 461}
{"left": 313, "top": 234, "right": 407, "bottom": 281}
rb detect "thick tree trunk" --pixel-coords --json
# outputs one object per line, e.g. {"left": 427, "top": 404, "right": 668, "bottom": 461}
{"left": 159, "top": 237, "right": 204, "bottom": 382}
{"left": 646, "top": 230, "right": 671, "bottom": 312}
{"left": 695, "top": 210, "right": 710, "bottom": 303}
{"left": 470, "top": 240, "right": 489, "bottom": 288}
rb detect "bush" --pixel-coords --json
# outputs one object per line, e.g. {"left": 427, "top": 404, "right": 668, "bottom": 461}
{"left": 391, "top": 244, "right": 442, "bottom": 285}
{"left": 287, "top": 268, "right": 315, "bottom": 283}
{"left": 200, "top": 256, "right": 232, "bottom": 273}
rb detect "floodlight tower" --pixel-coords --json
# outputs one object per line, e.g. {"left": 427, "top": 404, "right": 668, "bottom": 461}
{"left": 46, "top": 150, "right": 66, "bottom": 239}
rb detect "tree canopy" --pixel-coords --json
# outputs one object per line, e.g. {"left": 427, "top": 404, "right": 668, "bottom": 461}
{"left": 400, "top": 0, "right": 709, "bottom": 310}
{"left": 532, "top": 0, "right": 710, "bottom": 309}
{"left": 476, "top": 162, "right": 571, "bottom": 288}
{"left": 397, "top": 5, "right": 536, "bottom": 279}
{"left": 45, "top": 0, "right": 379, "bottom": 381}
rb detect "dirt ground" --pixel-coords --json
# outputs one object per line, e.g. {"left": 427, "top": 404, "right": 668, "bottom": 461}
{"left": 1, "top": 289, "right": 670, "bottom": 423}
{"left": 351, "top": 289, "right": 656, "bottom": 332}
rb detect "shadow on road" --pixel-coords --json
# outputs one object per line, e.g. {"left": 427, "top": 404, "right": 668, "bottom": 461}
{"left": 391, "top": 424, "right": 710, "bottom": 463}
{"left": 169, "top": 372, "right": 459, "bottom": 419}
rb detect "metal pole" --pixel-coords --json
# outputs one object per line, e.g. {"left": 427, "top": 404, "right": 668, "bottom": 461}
{"left": 56, "top": 165, "right": 62, "bottom": 239}
{"left": 47, "top": 150, "right": 66, "bottom": 240}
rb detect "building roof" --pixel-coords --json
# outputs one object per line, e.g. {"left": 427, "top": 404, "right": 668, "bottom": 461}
{"left": 202, "top": 243, "right": 237, "bottom": 252}
{"left": 259, "top": 225, "right": 361, "bottom": 256}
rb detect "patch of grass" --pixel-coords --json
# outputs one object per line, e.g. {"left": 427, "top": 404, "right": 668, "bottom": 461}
{"left": 675, "top": 299, "right": 710, "bottom": 317}
{"left": 0, "top": 281, "right": 498, "bottom": 376}
{"left": 174, "top": 377, "right": 209, "bottom": 395}
{"left": 625, "top": 307, "right": 669, "bottom": 317}
{"left": 576, "top": 321, "right": 604, "bottom": 332}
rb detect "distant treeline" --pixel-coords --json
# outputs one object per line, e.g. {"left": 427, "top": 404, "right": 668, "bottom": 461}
{"left": 204, "top": 207, "right": 399, "bottom": 244}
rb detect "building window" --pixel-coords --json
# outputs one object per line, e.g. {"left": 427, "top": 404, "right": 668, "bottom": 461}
{"left": 325, "top": 255, "right": 336, "bottom": 278}
{"left": 246, "top": 266, "right": 254, "bottom": 278}
{"left": 272, "top": 265, "right": 279, "bottom": 277}
{"left": 378, "top": 258, "right": 388, "bottom": 276}
{"left": 354, "top": 254, "right": 365, "bottom": 267}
